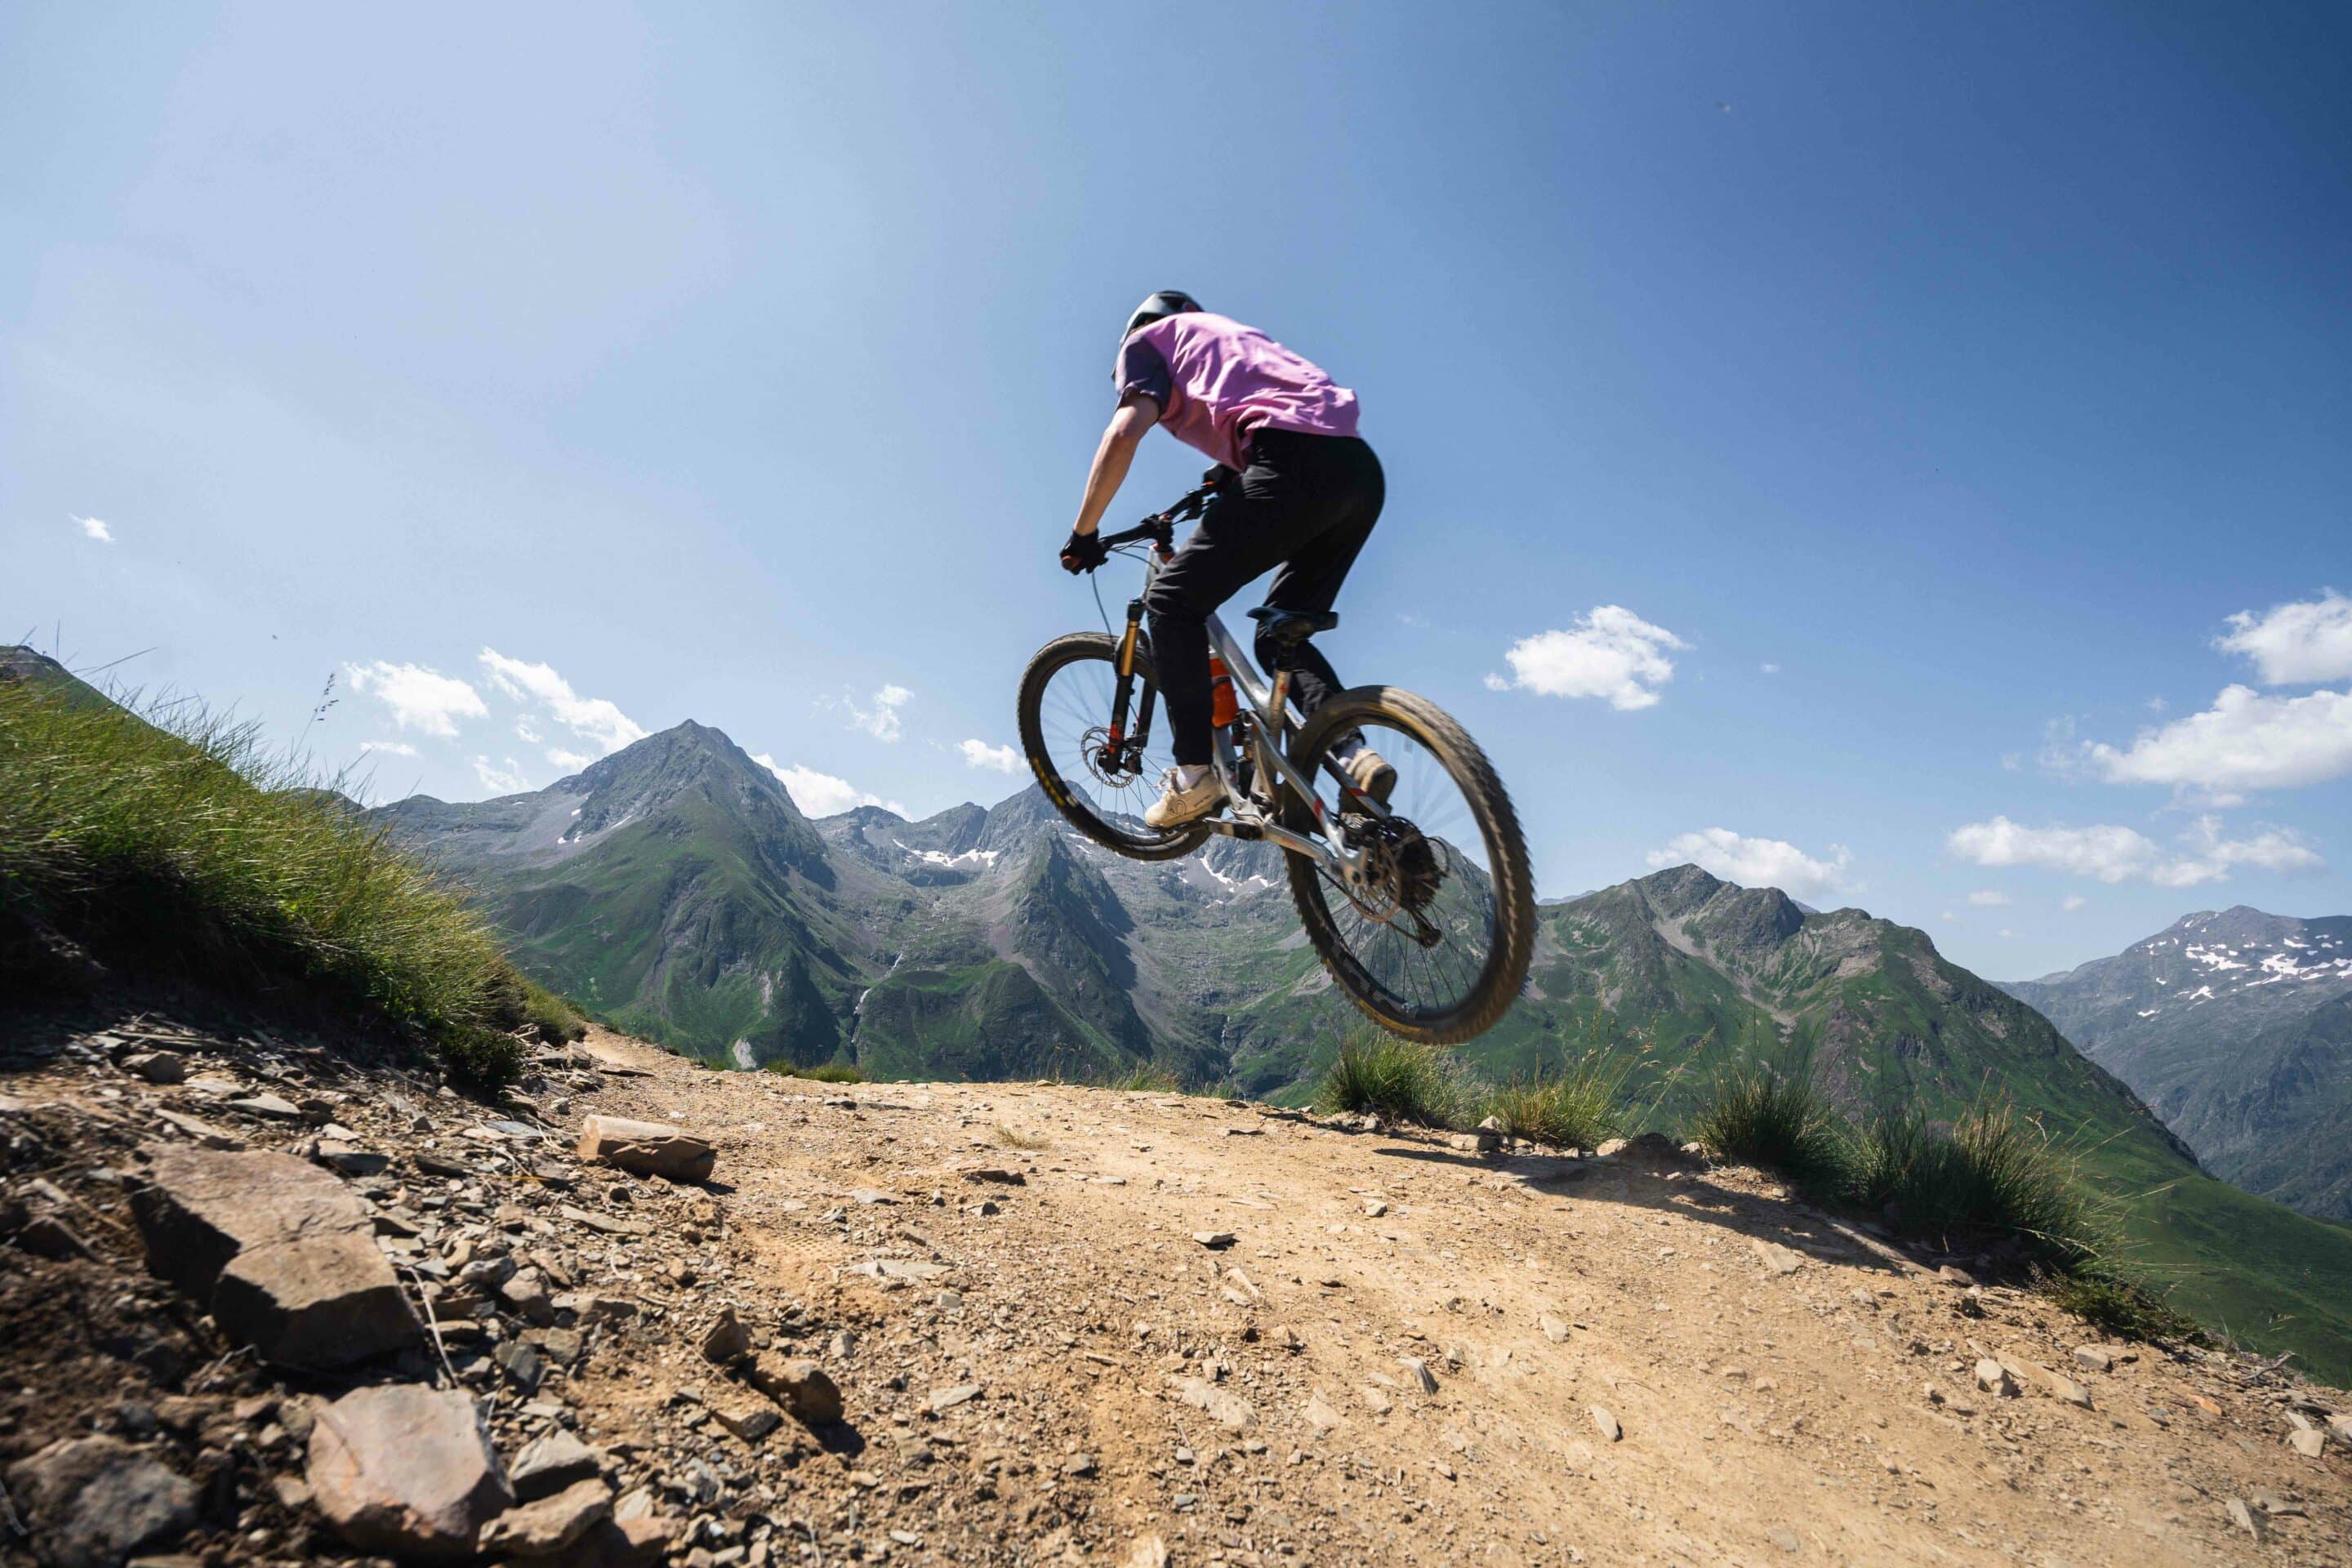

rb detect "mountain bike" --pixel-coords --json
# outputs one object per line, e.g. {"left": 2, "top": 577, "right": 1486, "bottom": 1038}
{"left": 1017, "top": 476, "right": 1535, "bottom": 1043}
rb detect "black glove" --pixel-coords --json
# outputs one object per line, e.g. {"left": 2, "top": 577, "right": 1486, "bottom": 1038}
{"left": 1060, "top": 528, "right": 1109, "bottom": 575}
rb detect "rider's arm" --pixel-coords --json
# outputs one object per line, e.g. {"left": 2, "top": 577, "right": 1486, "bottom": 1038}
{"left": 1070, "top": 395, "right": 1160, "bottom": 537}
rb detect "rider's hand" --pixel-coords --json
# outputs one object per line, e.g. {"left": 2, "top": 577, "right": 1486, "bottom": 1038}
{"left": 1060, "top": 528, "right": 1110, "bottom": 575}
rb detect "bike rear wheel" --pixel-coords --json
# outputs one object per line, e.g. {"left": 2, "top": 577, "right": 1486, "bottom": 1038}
{"left": 1284, "top": 686, "right": 1535, "bottom": 1044}
{"left": 1016, "top": 631, "right": 1210, "bottom": 862}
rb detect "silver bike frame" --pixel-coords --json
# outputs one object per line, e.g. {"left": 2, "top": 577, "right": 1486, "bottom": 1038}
{"left": 1134, "top": 546, "right": 1374, "bottom": 881}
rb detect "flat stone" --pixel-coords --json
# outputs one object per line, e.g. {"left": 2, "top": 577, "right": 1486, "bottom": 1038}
{"left": 494, "top": 1340, "right": 546, "bottom": 1394}
{"left": 130, "top": 1143, "right": 421, "bottom": 1369}
{"left": 2287, "top": 1426, "right": 2325, "bottom": 1458}
{"left": 151, "top": 1111, "right": 242, "bottom": 1149}
{"left": 223, "top": 1093, "right": 303, "bottom": 1120}
{"left": 1751, "top": 1239, "right": 1805, "bottom": 1276}
{"left": 1301, "top": 1395, "right": 1344, "bottom": 1436}
{"left": 2225, "top": 1498, "right": 2262, "bottom": 1541}
{"left": 1590, "top": 1406, "right": 1622, "bottom": 1441}
{"left": 927, "top": 1383, "right": 982, "bottom": 1415}
{"left": 510, "top": 1430, "right": 604, "bottom": 1501}
{"left": 477, "top": 1477, "right": 612, "bottom": 1558}
{"left": 118, "top": 1052, "right": 187, "bottom": 1086}
{"left": 574, "top": 1116, "right": 715, "bottom": 1183}
{"left": 6, "top": 1436, "right": 198, "bottom": 1568}
{"left": 1401, "top": 1357, "right": 1439, "bottom": 1395}
{"left": 307, "top": 1386, "right": 512, "bottom": 1560}
{"left": 1975, "top": 1360, "right": 2016, "bottom": 1397}
{"left": 715, "top": 1401, "right": 782, "bottom": 1442}
{"left": 314, "top": 1143, "right": 391, "bottom": 1177}
{"left": 558, "top": 1205, "right": 650, "bottom": 1238}
{"left": 1360, "top": 1385, "right": 1394, "bottom": 1416}
{"left": 2329, "top": 1412, "right": 2352, "bottom": 1442}
{"left": 1192, "top": 1231, "right": 1236, "bottom": 1250}
{"left": 852, "top": 1258, "right": 950, "bottom": 1281}
{"left": 960, "top": 1167, "right": 1027, "bottom": 1185}
{"left": 1174, "top": 1377, "right": 1255, "bottom": 1428}
{"left": 746, "top": 1356, "right": 844, "bottom": 1425}
{"left": 1539, "top": 1315, "right": 1570, "bottom": 1344}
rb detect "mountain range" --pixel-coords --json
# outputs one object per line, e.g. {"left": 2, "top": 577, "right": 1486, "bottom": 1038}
{"left": 370, "top": 716, "right": 2352, "bottom": 1381}
{"left": 2003, "top": 908, "right": 2352, "bottom": 1224}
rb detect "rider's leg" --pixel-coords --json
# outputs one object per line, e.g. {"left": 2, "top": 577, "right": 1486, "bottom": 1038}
{"left": 1142, "top": 438, "right": 1347, "bottom": 825}
{"left": 1253, "top": 437, "right": 1390, "bottom": 798}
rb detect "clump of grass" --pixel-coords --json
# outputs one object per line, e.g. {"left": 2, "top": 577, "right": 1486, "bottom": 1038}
{"left": 485, "top": 968, "right": 590, "bottom": 1045}
{"left": 2043, "top": 1267, "right": 2204, "bottom": 1346}
{"left": 1314, "top": 1031, "right": 1463, "bottom": 1128}
{"left": 1097, "top": 1059, "right": 1183, "bottom": 1094}
{"left": 1482, "top": 1053, "right": 1628, "bottom": 1149}
{"left": 0, "top": 672, "right": 568, "bottom": 1088}
{"left": 1848, "top": 1099, "right": 2105, "bottom": 1266}
{"left": 763, "top": 1060, "right": 865, "bottom": 1084}
{"left": 1690, "top": 1057, "right": 1845, "bottom": 1185}
{"left": 995, "top": 1124, "right": 1049, "bottom": 1150}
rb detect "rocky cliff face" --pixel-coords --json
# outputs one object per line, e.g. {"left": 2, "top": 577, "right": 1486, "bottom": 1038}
{"left": 2004, "top": 908, "right": 2352, "bottom": 1221}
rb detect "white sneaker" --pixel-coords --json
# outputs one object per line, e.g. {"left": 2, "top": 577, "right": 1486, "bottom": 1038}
{"left": 1344, "top": 748, "right": 1397, "bottom": 804}
{"left": 1143, "top": 768, "right": 1227, "bottom": 829}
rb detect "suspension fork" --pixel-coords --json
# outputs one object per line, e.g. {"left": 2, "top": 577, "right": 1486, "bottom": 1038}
{"left": 1108, "top": 596, "right": 1157, "bottom": 754}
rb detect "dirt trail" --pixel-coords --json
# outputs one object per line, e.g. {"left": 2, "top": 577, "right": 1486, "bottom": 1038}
{"left": 4, "top": 1013, "right": 2348, "bottom": 1568}
{"left": 564, "top": 1030, "right": 2350, "bottom": 1566}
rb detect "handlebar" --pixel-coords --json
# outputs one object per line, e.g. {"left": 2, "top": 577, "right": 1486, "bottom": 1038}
{"left": 1096, "top": 471, "right": 1230, "bottom": 553}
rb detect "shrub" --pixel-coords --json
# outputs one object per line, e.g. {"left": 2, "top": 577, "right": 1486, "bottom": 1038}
{"left": 764, "top": 1060, "right": 865, "bottom": 1084}
{"left": 1482, "top": 1053, "right": 1627, "bottom": 1149}
{"left": 0, "top": 674, "right": 571, "bottom": 1089}
{"left": 2043, "top": 1267, "right": 2203, "bottom": 1345}
{"left": 1314, "top": 1031, "right": 1463, "bottom": 1128}
{"left": 1690, "top": 1057, "right": 1844, "bottom": 1184}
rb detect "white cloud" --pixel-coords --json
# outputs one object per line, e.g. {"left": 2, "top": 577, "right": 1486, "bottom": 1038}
{"left": 959, "top": 738, "right": 1020, "bottom": 773}
{"left": 835, "top": 684, "right": 914, "bottom": 742}
{"left": 2061, "top": 894, "right": 2087, "bottom": 911}
{"left": 1759, "top": 662, "right": 1780, "bottom": 675}
{"left": 2079, "top": 684, "right": 2352, "bottom": 795}
{"left": 471, "top": 755, "right": 531, "bottom": 795}
{"left": 1947, "top": 814, "right": 2324, "bottom": 888}
{"left": 1940, "top": 911, "right": 1958, "bottom": 924}
{"left": 74, "top": 514, "right": 114, "bottom": 544}
{"left": 357, "top": 739, "right": 416, "bottom": 757}
{"left": 1998, "top": 929, "right": 2016, "bottom": 939}
{"left": 751, "top": 755, "right": 906, "bottom": 817}
{"left": 479, "top": 648, "right": 648, "bottom": 755}
{"left": 1488, "top": 607, "right": 1687, "bottom": 710}
{"left": 1967, "top": 889, "right": 2011, "bottom": 906}
{"left": 1646, "top": 828, "right": 1851, "bottom": 898}
{"left": 345, "top": 661, "right": 488, "bottom": 738}
{"left": 2216, "top": 590, "right": 2352, "bottom": 685}
{"left": 545, "top": 748, "right": 594, "bottom": 771}
{"left": 515, "top": 718, "right": 542, "bottom": 744}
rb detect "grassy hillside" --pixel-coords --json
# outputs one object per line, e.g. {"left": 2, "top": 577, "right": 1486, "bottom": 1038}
{"left": 0, "top": 653, "right": 580, "bottom": 1084}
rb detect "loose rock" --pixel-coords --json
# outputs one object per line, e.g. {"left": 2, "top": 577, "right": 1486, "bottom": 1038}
{"left": 573, "top": 1116, "right": 715, "bottom": 1183}
{"left": 1591, "top": 1406, "right": 1623, "bottom": 1442}
{"left": 510, "top": 1430, "right": 604, "bottom": 1501}
{"left": 306, "top": 1385, "right": 513, "bottom": 1560}
{"left": 130, "top": 1143, "right": 421, "bottom": 1369}
{"left": 5, "top": 1436, "right": 198, "bottom": 1568}
{"left": 746, "top": 1356, "right": 845, "bottom": 1424}
{"left": 477, "top": 1477, "right": 613, "bottom": 1558}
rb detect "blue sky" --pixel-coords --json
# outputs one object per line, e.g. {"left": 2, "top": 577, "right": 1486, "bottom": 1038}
{"left": 7, "top": 2, "right": 2349, "bottom": 981}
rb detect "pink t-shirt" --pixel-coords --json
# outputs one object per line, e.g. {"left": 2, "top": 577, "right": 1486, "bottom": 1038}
{"left": 1115, "top": 313, "right": 1361, "bottom": 470}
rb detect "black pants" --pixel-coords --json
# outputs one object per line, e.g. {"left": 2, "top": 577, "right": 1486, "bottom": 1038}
{"left": 1144, "top": 430, "right": 1385, "bottom": 767}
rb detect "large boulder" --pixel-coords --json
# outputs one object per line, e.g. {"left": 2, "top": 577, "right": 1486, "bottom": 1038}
{"left": 574, "top": 1116, "right": 715, "bottom": 1182}
{"left": 306, "top": 1385, "right": 513, "bottom": 1560}
{"left": 130, "top": 1143, "right": 421, "bottom": 1370}
{"left": 4, "top": 1437, "right": 197, "bottom": 1568}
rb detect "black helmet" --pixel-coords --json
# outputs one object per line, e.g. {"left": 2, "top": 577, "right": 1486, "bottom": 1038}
{"left": 1121, "top": 290, "right": 1204, "bottom": 343}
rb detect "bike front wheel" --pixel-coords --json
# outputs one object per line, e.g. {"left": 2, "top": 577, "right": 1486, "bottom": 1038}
{"left": 1284, "top": 686, "right": 1535, "bottom": 1044}
{"left": 1016, "top": 631, "right": 1210, "bottom": 862}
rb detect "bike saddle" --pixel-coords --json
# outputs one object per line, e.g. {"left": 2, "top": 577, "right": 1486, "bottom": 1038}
{"left": 1248, "top": 606, "right": 1339, "bottom": 644}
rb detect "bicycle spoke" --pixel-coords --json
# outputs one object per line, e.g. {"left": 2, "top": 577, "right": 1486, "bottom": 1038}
{"left": 1302, "top": 714, "right": 1503, "bottom": 1022}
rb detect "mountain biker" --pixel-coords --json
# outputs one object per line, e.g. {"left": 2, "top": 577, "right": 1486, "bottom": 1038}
{"left": 1062, "top": 291, "right": 1393, "bottom": 829}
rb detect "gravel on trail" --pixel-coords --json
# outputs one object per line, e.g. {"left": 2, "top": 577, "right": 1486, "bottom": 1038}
{"left": 2, "top": 1009, "right": 2350, "bottom": 1566}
